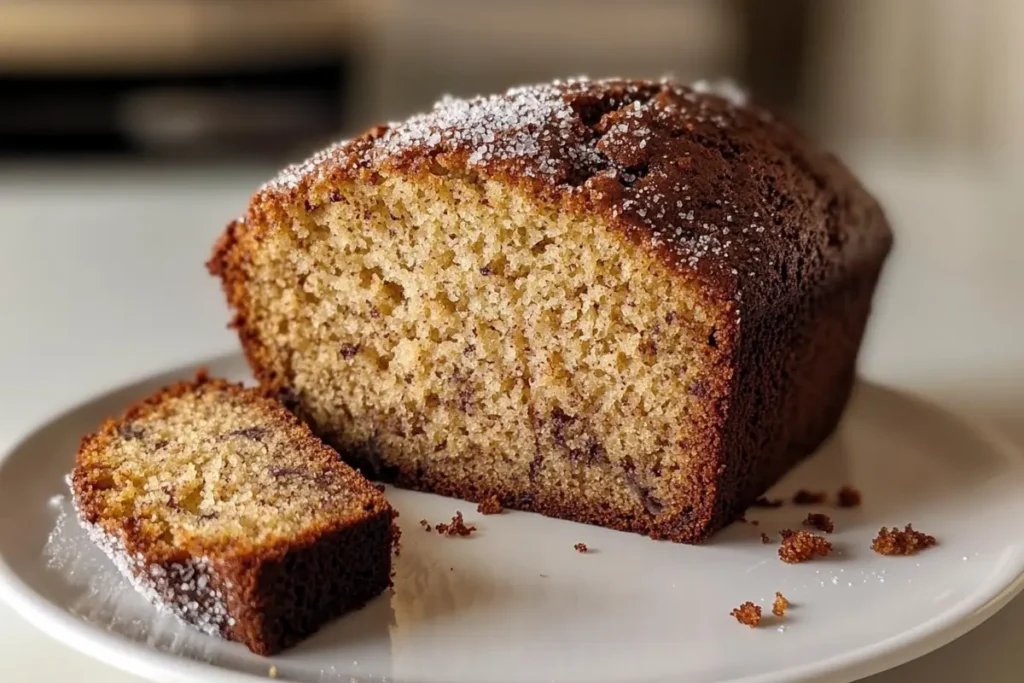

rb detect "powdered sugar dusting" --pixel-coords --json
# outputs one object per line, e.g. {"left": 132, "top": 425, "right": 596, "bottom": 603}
{"left": 66, "top": 487, "right": 232, "bottom": 638}
{"left": 42, "top": 482, "right": 351, "bottom": 680}
{"left": 374, "top": 80, "right": 603, "bottom": 180}
{"left": 261, "top": 77, "right": 754, "bottom": 196}
{"left": 264, "top": 140, "right": 351, "bottom": 192}
{"left": 249, "top": 76, "right": 873, "bottom": 324}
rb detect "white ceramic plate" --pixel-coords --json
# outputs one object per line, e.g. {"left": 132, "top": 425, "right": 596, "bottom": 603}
{"left": 1, "top": 354, "right": 1023, "bottom": 683}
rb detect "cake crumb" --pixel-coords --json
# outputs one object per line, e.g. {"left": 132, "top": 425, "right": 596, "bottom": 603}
{"left": 268, "top": 665, "right": 278, "bottom": 678}
{"left": 792, "top": 490, "right": 827, "bottom": 505}
{"left": 778, "top": 529, "right": 832, "bottom": 563}
{"left": 435, "top": 511, "right": 476, "bottom": 537}
{"left": 574, "top": 542, "right": 588, "bottom": 553}
{"left": 802, "top": 512, "right": 834, "bottom": 533}
{"left": 419, "top": 519, "right": 432, "bottom": 532}
{"left": 730, "top": 601, "right": 762, "bottom": 627}
{"left": 772, "top": 592, "right": 790, "bottom": 617}
{"left": 760, "top": 532, "right": 772, "bottom": 544}
{"left": 752, "top": 496, "right": 783, "bottom": 508}
{"left": 477, "top": 495, "right": 504, "bottom": 515}
{"left": 837, "top": 486, "right": 862, "bottom": 508}
{"left": 871, "top": 524, "right": 936, "bottom": 555}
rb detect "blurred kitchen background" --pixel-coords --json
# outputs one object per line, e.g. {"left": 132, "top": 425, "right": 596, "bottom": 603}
{"left": 2, "top": 0, "right": 1022, "bottom": 167}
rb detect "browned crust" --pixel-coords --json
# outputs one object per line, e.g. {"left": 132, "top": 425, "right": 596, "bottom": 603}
{"left": 228, "top": 78, "right": 891, "bottom": 310}
{"left": 71, "top": 371, "right": 397, "bottom": 654}
{"left": 332, "top": 437, "right": 717, "bottom": 542}
{"left": 208, "top": 77, "right": 893, "bottom": 543}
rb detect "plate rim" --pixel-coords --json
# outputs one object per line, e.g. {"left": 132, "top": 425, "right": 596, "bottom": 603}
{"left": 1, "top": 355, "right": 1024, "bottom": 683}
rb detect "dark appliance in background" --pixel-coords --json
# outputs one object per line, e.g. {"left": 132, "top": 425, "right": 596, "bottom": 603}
{"left": 0, "top": 59, "right": 351, "bottom": 160}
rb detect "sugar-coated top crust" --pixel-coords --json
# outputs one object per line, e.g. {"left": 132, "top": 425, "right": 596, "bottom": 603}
{"left": 244, "top": 77, "right": 892, "bottom": 319}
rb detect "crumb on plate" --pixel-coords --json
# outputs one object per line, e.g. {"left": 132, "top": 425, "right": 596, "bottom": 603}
{"left": 837, "top": 485, "right": 862, "bottom": 508}
{"left": 778, "top": 529, "right": 833, "bottom": 563}
{"left": 792, "top": 489, "right": 827, "bottom": 505}
{"left": 802, "top": 512, "right": 834, "bottom": 533}
{"left": 730, "top": 601, "right": 762, "bottom": 627}
{"left": 772, "top": 592, "right": 790, "bottom": 617}
{"left": 477, "top": 495, "right": 504, "bottom": 515}
{"left": 419, "top": 519, "right": 432, "bottom": 532}
{"left": 435, "top": 511, "right": 476, "bottom": 537}
{"left": 752, "top": 496, "right": 783, "bottom": 508}
{"left": 574, "top": 542, "right": 588, "bottom": 553}
{"left": 871, "top": 524, "right": 936, "bottom": 555}
{"left": 760, "top": 532, "right": 772, "bottom": 544}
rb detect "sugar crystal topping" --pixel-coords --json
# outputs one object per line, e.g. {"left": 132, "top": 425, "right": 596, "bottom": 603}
{"left": 264, "top": 77, "right": 753, "bottom": 193}
{"left": 375, "top": 80, "right": 604, "bottom": 179}
{"left": 255, "top": 76, "right": 877, "bottom": 317}
{"left": 66, "top": 478, "right": 233, "bottom": 638}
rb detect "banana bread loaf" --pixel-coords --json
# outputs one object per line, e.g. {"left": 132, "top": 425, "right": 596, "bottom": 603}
{"left": 71, "top": 372, "right": 396, "bottom": 654}
{"left": 209, "top": 77, "right": 892, "bottom": 543}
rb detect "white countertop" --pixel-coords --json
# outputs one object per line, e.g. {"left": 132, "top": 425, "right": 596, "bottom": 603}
{"left": 0, "top": 153, "right": 1021, "bottom": 681}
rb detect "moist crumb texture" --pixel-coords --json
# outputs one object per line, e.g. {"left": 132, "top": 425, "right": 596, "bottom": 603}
{"left": 434, "top": 512, "right": 476, "bottom": 537}
{"left": 209, "top": 76, "right": 892, "bottom": 543}
{"left": 871, "top": 524, "right": 936, "bottom": 555}
{"left": 71, "top": 373, "right": 395, "bottom": 655}
{"left": 836, "top": 486, "right": 862, "bottom": 507}
{"left": 574, "top": 542, "right": 589, "bottom": 553}
{"left": 477, "top": 496, "right": 504, "bottom": 515}
{"left": 772, "top": 592, "right": 790, "bottom": 617}
{"left": 730, "top": 601, "right": 762, "bottom": 627}
{"left": 803, "top": 512, "right": 834, "bottom": 533}
{"left": 778, "top": 529, "right": 833, "bottom": 563}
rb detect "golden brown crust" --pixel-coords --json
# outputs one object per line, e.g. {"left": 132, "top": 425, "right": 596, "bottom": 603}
{"left": 72, "top": 372, "right": 395, "bottom": 654}
{"left": 240, "top": 78, "right": 890, "bottom": 308}
{"left": 209, "top": 77, "right": 892, "bottom": 543}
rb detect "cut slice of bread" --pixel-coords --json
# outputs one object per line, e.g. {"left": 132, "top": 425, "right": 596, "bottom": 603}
{"left": 71, "top": 371, "right": 396, "bottom": 655}
{"left": 209, "top": 78, "right": 892, "bottom": 542}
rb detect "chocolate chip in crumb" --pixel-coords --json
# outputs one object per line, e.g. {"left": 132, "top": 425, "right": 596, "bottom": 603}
{"left": 224, "top": 426, "right": 269, "bottom": 441}
{"left": 117, "top": 423, "right": 146, "bottom": 441}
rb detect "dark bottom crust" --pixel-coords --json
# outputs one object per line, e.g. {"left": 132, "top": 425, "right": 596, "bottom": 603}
{"left": 330, "top": 434, "right": 830, "bottom": 544}
{"left": 227, "top": 509, "right": 394, "bottom": 655}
